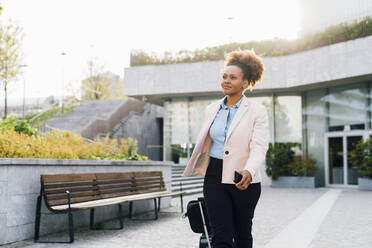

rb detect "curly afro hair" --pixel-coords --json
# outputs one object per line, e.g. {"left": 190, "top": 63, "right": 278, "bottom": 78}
{"left": 225, "top": 50, "right": 264, "bottom": 92}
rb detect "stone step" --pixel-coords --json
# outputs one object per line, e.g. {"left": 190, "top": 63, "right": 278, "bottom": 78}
{"left": 172, "top": 178, "right": 204, "bottom": 187}
{"left": 171, "top": 188, "right": 203, "bottom": 197}
{"left": 172, "top": 176, "right": 203, "bottom": 183}
{"left": 172, "top": 166, "right": 186, "bottom": 169}
{"left": 172, "top": 183, "right": 203, "bottom": 192}
{"left": 172, "top": 174, "right": 186, "bottom": 179}
{"left": 172, "top": 165, "right": 187, "bottom": 168}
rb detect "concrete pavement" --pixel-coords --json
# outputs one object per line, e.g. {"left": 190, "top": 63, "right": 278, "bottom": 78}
{"left": 3, "top": 186, "right": 372, "bottom": 248}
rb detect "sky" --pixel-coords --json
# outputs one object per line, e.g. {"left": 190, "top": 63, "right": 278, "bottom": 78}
{"left": 0, "top": 0, "right": 301, "bottom": 105}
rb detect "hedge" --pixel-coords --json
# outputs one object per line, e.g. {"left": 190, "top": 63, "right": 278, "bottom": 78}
{"left": 130, "top": 17, "right": 372, "bottom": 66}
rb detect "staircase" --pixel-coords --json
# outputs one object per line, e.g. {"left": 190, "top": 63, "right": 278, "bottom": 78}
{"left": 171, "top": 164, "right": 204, "bottom": 196}
{"left": 45, "top": 98, "right": 145, "bottom": 140}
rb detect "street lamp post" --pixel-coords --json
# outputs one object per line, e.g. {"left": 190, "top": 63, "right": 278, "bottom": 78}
{"left": 226, "top": 16, "right": 235, "bottom": 43}
{"left": 61, "top": 52, "right": 67, "bottom": 114}
{"left": 19, "top": 64, "right": 28, "bottom": 120}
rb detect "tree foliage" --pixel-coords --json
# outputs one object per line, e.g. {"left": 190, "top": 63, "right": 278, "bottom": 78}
{"left": 130, "top": 17, "right": 372, "bottom": 66}
{"left": 0, "top": 116, "right": 38, "bottom": 136}
{"left": 0, "top": 20, "right": 23, "bottom": 118}
{"left": 81, "top": 59, "right": 124, "bottom": 101}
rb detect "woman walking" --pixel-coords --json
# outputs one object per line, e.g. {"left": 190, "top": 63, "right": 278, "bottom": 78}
{"left": 183, "top": 50, "right": 269, "bottom": 248}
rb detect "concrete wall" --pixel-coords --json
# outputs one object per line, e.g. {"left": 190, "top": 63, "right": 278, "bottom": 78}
{"left": 0, "top": 159, "right": 173, "bottom": 245}
{"left": 110, "top": 103, "right": 164, "bottom": 161}
{"left": 124, "top": 36, "right": 372, "bottom": 102}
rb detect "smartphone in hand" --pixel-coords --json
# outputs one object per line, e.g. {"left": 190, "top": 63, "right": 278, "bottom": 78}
{"left": 234, "top": 171, "right": 243, "bottom": 184}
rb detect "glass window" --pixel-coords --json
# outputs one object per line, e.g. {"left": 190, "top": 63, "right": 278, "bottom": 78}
{"left": 274, "top": 96, "right": 302, "bottom": 148}
{"left": 189, "top": 96, "right": 221, "bottom": 144}
{"left": 164, "top": 96, "right": 221, "bottom": 162}
{"left": 246, "top": 95, "right": 274, "bottom": 143}
{"left": 304, "top": 88, "right": 327, "bottom": 163}
{"left": 164, "top": 98, "right": 189, "bottom": 162}
{"left": 327, "top": 82, "right": 369, "bottom": 131}
{"left": 369, "top": 81, "right": 372, "bottom": 129}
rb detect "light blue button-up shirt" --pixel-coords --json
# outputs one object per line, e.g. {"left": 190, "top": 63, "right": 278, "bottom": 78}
{"left": 209, "top": 95, "right": 243, "bottom": 159}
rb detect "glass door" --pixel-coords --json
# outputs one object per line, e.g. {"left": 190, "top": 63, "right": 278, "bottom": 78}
{"left": 328, "top": 137, "right": 344, "bottom": 184}
{"left": 325, "top": 131, "right": 372, "bottom": 187}
{"left": 346, "top": 136, "right": 363, "bottom": 185}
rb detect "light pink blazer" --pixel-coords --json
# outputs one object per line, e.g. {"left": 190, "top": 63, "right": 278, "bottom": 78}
{"left": 182, "top": 95, "right": 270, "bottom": 184}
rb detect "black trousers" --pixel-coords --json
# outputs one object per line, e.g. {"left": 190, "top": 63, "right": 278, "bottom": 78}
{"left": 203, "top": 157, "right": 261, "bottom": 248}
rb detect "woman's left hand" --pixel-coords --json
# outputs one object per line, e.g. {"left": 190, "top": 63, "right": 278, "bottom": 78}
{"left": 235, "top": 170, "right": 252, "bottom": 190}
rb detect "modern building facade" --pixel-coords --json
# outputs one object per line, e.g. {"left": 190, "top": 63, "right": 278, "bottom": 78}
{"left": 124, "top": 35, "right": 372, "bottom": 188}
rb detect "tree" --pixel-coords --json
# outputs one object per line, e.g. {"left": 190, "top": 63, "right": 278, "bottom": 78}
{"left": 81, "top": 59, "right": 124, "bottom": 101}
{"left": 0, "top": 21, "right": 23, "bottom": 118}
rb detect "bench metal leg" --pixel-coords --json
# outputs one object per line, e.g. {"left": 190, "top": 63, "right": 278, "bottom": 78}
{"left": 34, "top": 195, "right": 42, "bottom": 242}
{"left": 180, "top": 194, "right": 184, "bottom": 213}
{"left": 118, "top": 204, "right": 124, "bottom": 229}
{"left": 90, "top": 206, "right": 124, "bottom": 230}
{"left": 128, "top": 199, "right": 158, "bottom": 221}
{"left": 67, "top": 208, "right": 74, "bottom": 243}
{"left": 34, "top": 191, "right": 75, "bottom": 243}
{"left": 129, "top": 202, "right": 133, "bottom": 219}
{"left": 158, "top": 198, "right": 161, "bottom": 212}
{"left": 154, "top": 198, "right": 158, "bottom": 220}
{"left": 90, "top": 208, "right": 95, "bottom": 229}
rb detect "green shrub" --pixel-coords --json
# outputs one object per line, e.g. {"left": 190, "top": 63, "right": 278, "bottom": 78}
{"left": 0, "top": 128, "right": 147, "bottom": 161}
{"left": 0, "top": 116, "right": 39, "bottom": 136}
{"left": 265, "top": 142, "right": 317, "bottom": 180}
{"left": 265, "top": 142, "right": 297, "bottom": 180}
{"left": 27, "top": 103, "right": 79, "bottom": 127}
{"left": 287, "top": 156, "right": 318, "bottom": 177}
{"left": 349, "top": 138, "right": 372, "bottom": 179}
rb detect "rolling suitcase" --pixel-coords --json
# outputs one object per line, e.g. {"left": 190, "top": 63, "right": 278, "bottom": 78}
{"left": 183, "top": 197, "right": 212, "bottom": 248}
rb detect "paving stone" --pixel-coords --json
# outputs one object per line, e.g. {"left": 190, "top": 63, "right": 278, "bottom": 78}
{"left": 2, "top": 187, "right": 372, "bottom": 248}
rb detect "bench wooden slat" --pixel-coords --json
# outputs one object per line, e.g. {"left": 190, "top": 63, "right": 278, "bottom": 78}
{"left": 43, "top": 181, "right": 96, "bottom": 189}
{"left": 48, "top": 195, "right": 101, "bottom": 206}
{"left": 46, "top": 190, "right": 99, "bottom": 200}
{"left": 42, "top": 174, "right": 96, "bottom": 183}
{"left": 50, "top": 191, "right": 180, "bottom": 211}
{"left": 98, "top": 185, "right": 163, "bottom": 196}
{"left": 95, "top": 172, "right": 134, "bottom": 180}
{"left": 135, "top": 177, "right": 162, "bottom": 182}
{"left": 98, "top": 187, "right": 133, "bottom": 195}
{"left": 95, "top": 179, "right": 134, "bottom": 186}
{"left": 133, "top": 171, "right": 162, "bottom": 177}
{"left": 41, "top": 171, "right": 173, "bottom": 210}
{"left": 44, "top": 186, "right": 98, "bottom": 194}
{"left": 135, "top": 181, "right": 163, "bottom": 187}
{"left": 99, "top": 188, "right": 165, "bottom": 200}
{"left": 97, "top": 183, "right": 133, "bottom": 191}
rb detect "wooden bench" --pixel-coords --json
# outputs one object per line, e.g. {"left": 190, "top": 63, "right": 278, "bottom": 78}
{"left": 34, "top": 171, "right": 185, "bottom": 243}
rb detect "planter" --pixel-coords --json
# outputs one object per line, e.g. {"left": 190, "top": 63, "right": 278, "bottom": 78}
{"left": 271, "top": 176, "right": 316, "bottom": 188}
{"left": 358, "top": 177, "right": 372, "bottom": 191}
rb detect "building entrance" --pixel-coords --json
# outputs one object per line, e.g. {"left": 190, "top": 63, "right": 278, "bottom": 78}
{"left": 325, "top": 131, "right": 372, "bottom": 187}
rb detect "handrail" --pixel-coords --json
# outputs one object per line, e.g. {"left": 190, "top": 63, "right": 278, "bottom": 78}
{"left": 29, "top": 102, "right": 60, "bottom": 124}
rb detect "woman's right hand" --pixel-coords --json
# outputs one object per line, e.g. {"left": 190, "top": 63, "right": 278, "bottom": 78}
{"left": 235, "top": 170, "right": 252, "bottom": 190}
